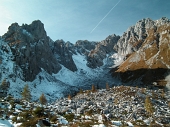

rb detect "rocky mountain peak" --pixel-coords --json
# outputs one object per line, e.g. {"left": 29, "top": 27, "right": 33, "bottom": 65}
{"left": 155, "top": 17, "right": 170, "bottom": 26}
{"left": 112, "top": 17, "right": 170, "bottom": 86}
{"left": 8, "top": 23, "right": 20, "bottom": 32}
{"left": 52, "top": 39, "right": 77, "bottom": 71}
{"left": 22, "top": 20, "right": 47, "bottom": 40}
{"left": 87, "top": 34, "right": 120, "bottom": 68}
{"left": 74, "top": 40, "right": 96, "bottom": 55}
{"left": 1, "top": 17, "right": 170, "bottom": 94}
{"left": 2, "top": 20, "right": 61, "bottom": 81}
{"left": 114, "top": 17, "right": 169, "bottom": 55}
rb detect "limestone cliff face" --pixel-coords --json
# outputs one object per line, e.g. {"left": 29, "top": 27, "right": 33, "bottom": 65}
{"left": 52, "top": 39, "right": 77, "bottom": 72}
{"left": 87, "top": 34, "right": 120, "bottom": 68}
{"left": 112, "top": 17, "right": 170, "bottom": 86}
{"left": 1, "top": 17, "right": 170, "bottom": 87}
{"left": 2, "top": 20, "right": 61, "bottom": 81}
{"left": 114, "top": 18, "right": 160, "bottom": 55}
{"left": 71, "top": 37, "right": 121, "bottom": 69}
{"left": 74, "top": 40, "right": 96, "bottom": 55}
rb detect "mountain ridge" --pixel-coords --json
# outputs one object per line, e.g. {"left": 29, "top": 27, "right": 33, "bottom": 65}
{"left": 0, "top": 17, "right": 170, "bottom": 100}
{"left": 111, "top": 17, "right": 170, "bottom": 86}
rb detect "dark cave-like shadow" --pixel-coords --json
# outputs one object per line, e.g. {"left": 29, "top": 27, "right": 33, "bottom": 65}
{"left": 110, "top": 68, "right": 169, "bottom": 88}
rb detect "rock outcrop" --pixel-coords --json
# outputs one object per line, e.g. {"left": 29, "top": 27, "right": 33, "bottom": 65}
{"left": 2, "top": 20, "right": 61, "bottom": 81}
{"left": 114, "top": 18, "right": 154, "bottom": 55}
{"left": 112, "top": 17, "right": 170, "bottom": 86}
{"left": 87, "top": 34, "right": 120, "bottom": 68}
{"left": 74, "top": 40, "right": 96, "bottom": 55}
{"left": 52, "top": 39, "right": 77, "bottom": 72}
{"left": 1, "top": 17, "right": 170, "bottom": 88}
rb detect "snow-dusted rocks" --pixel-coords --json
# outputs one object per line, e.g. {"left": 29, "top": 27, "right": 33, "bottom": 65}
{"left": 0, "top": 86, "right": 169, "bottom": 126}
{"left": 87, "top": 34, "right": 120, "bottom": 68}
{"left": 0, "top": 119, "right": 13, "bottom": 127}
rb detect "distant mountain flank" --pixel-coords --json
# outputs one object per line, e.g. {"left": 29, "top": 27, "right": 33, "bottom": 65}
{"left": 111, "top": 17, "right": 170, "bottom": 87}
{"left": 0, "top": 17, "right": 170, "bottom": 100}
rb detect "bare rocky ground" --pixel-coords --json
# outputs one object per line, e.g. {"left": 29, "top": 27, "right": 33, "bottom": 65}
{"left": 0, "top": 85, "right": 170, "bottom": 127}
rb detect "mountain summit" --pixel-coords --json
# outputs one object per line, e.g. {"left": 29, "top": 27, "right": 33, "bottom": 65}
{"left": 0, "top": 17, "right": 170, "bottom": 100}
{"left": 112, "top": 17, "right": 170, "bottom": 87}
{"left": 2, "top": 20, "right": 61, "bottom": 81}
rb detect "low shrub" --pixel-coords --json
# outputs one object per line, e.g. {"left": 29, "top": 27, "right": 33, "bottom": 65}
{"left": 33, "top": 106, "right": 45, "bottom": 118}
{"left": 64, "top": 113, "right": 74, "bottom": 122}
{"left": 50, "top": 114, "right": 58, "bottom": 123}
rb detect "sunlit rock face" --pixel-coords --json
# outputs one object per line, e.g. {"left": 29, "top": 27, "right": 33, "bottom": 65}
{"left": 114, "top": 17, "right": 169, "bottom": 55}
{"left": 112, "top": 17, "right": 170, "bottom": 86}
{"left": 1, "top": 17, "right": 170, "bottom": 88}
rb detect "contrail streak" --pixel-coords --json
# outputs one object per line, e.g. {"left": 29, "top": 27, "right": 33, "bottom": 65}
{"left": 90, "top": 0, "right": 122, "bottom": 33}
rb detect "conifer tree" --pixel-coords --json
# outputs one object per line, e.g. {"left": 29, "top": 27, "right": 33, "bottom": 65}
{"left": 39, "top": 93, "right": 47, "bottom": 105}
{"left": 21, "top": 84, "right": 31, "bottom": 101}
{"left": 79, "top": 88, "right": 83, "bottom": 94}
{"left": 68, "top": 94, "right": 71, "bottom": 100}
{"left": 106, "top": 82, "right": 110, "bottom": 90}
{"left": 144, "top": 96, "right": 154, "bottom": 116}
{"left": 91, "top": 84, "right": 96, "bottom": 92}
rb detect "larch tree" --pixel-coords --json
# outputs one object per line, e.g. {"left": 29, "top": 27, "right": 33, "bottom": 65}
{"left": 79, "top": 88, "right": 83, "bottom": 94}
{"left": 39, "top": 93, "right": 47, "bottom": 105}
{"left": 91, "top": 84, "right": 96, "bottom": 92}
{"left": 144, "top": 96, "right": 154, "bottom": 116}
{"left": 106, "top": 82, "right": 110, "bottom": 91}
{"left": 68, "top": 94, "right": 71, "bottom": 100}
{"left": 21, "top": 84, "right": 31, "bottom": 101}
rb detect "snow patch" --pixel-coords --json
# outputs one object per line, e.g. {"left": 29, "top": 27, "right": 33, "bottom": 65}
{"left": 22, "top": 29, "right": 32, "bottom": 38}
{"left": 112, "top": 121, "right": 122, "bottom": 126}
{"left": 165, "top": 73, "right": 170, "bottom": 91}
{"left": 129, "top": 53, "right": 141, "bottom": 63}
{"left": 110, "top": 53, "right": 124, "bottom": 68}
{"left": 0, "top": 119, "right": 13, "bottom": 127}
{"left": 92, "top": 124, "right": 106, "bottom": 127}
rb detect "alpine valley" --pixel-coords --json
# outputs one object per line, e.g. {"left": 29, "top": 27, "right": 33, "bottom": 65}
{"left": 0, "top": 17, "right": 170, "bottom": 126}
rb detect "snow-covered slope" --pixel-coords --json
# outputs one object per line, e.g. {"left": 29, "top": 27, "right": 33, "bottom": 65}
{"left": 0, "top": 39, "right": 76, "bottom": 101}
{"left": 0, "top": 38, "right": 121, "bottom": 101}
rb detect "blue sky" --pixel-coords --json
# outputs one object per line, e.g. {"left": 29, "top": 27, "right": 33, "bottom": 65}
{"left": 0, "top": 0, "right": 170, "bottom": 43}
